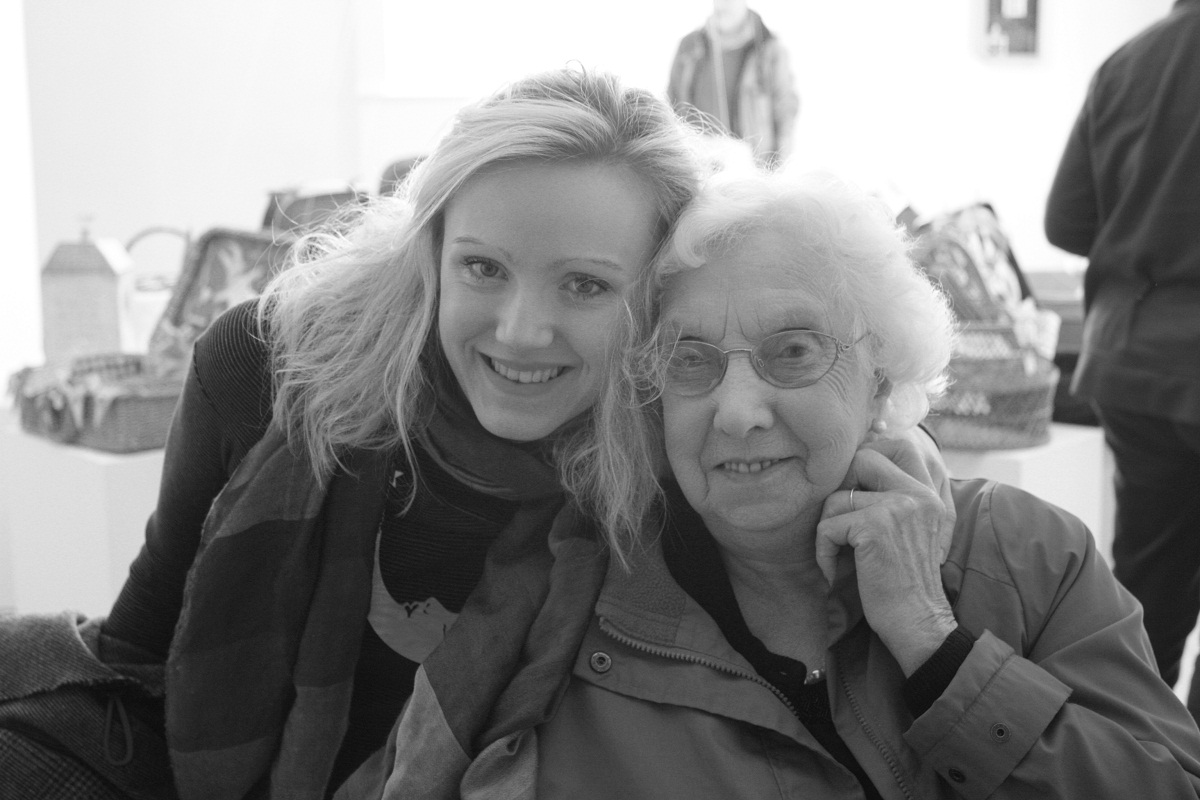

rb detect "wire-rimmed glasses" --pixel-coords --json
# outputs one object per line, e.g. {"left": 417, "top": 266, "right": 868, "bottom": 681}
{"left": 664, "top": 329, "right": 867, "bottom": 397}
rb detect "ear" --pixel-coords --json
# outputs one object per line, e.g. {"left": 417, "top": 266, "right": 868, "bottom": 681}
{"left": 869, "top": 372, "right": 892, "bottom": 430}
{"left": 873, "top": 371, "right": 892, "bottom": 400}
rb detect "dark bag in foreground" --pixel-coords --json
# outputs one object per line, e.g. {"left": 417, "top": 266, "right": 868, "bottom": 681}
{"left": 0, "top": 613, "right": 176, "bottom": 800}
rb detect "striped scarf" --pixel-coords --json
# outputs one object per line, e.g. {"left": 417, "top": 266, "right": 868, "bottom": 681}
{"left": 164, "top": 390, "right": 596, "bottom": 798}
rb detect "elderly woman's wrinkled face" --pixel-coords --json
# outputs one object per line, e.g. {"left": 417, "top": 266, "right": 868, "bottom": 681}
{"left": 661, "top": 228, "right": 884, "bottom": 543}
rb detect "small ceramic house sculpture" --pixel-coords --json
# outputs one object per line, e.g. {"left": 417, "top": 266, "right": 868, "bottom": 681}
{"left": 40, "top": 230, "right": 131, "bottom": 365}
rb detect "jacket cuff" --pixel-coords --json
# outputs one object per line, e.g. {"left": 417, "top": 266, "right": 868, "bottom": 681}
{"left": 902, "top": 625, "right": 976, "bottom": 717}
{"left": 904, "top": 630, "right": 1071, "bottom": 800}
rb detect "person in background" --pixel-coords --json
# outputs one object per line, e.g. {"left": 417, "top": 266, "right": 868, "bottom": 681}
{"left": 1044, "top": 0, "right": 1200, "bottom": 719}
{"left": 667, "top": 0, "right": 799, "bottom": 166}
{"left": 381, "top": 168, "right": 1200, "bottom": 797}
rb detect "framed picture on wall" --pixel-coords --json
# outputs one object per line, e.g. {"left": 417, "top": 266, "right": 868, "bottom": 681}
{"left": 986, "top": 0, "right": 1039, "bottom": 56}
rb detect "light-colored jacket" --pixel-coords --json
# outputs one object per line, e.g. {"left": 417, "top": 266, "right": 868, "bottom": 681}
{"left": 382, "top": 479, "right": 1200, "bottom": 798}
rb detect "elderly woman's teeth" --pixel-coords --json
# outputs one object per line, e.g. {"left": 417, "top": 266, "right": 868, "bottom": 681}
{"left": 723, "top": 460, "right": 778, "bottom": 474}
{"left": 489, "top": 358, "right": 563, "bottom": 384}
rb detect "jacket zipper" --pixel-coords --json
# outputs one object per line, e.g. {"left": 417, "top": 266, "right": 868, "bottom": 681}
{"left": 837, "top": 670, "right": 914, "bottom": 800}
{"left": 601, "top": 616, "right": 917, "bottom": 800}
{"left": 598, "top": 616, "right": 801, "bottom": 717}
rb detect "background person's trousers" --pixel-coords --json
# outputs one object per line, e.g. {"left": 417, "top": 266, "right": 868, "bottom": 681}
{"left": 1094, "top": 402, "right": 1200, "bottom": 719}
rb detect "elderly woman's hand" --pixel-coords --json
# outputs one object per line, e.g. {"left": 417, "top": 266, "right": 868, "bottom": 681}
{"left": 890, "top": 425, "right": 956, "bottom": 562}
{"left": 816, "top": 440, "right": 958, "bottom": 676}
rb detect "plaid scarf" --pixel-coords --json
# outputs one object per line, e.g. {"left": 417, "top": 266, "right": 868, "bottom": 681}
{"left": 164, "top": 387, "right": 590, "bottom": 799}
{"left": 371, "top": 502, "right": 608, "bottom": 799}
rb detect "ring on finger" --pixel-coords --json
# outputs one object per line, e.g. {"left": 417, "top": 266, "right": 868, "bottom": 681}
{"left": 849, "top": 487, "right": 856, "bottom": 511}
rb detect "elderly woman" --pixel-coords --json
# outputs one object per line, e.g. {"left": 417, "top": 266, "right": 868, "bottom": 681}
{"left": 524, "top": 170, "right": 1200, "bottom": 798}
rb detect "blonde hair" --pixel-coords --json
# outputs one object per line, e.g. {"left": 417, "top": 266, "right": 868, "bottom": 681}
{"left": 603, "top": 168, "right": 958, "bottom": 562}
{"left": 259, "top": 68, "right": 702, "bottom": 553}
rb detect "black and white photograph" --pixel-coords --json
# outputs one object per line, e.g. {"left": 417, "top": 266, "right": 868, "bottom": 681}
{"left": 2, "top": 1, "right": 1199, "bottom": 797}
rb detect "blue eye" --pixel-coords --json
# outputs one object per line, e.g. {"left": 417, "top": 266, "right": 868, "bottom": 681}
{"left": 464, "top": 258, "right": 503, "bottom": 281}
{"left": 567, "top": 275, "right": 611, "bottom": 298}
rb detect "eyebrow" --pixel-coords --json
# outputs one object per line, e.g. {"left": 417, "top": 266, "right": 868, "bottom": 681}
{"left": 662, "top": 309, "right": 826, "bottom": 342}
{"left": 447, "top": 236, "right": 627, "bottom": 272}
{"left": 660, "top": 320, "right": 705, "bottom": 342}
{"left": 448, "top": 236, "right": 513, "bottom": 262}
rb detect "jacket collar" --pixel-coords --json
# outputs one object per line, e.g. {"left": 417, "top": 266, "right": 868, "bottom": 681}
{"left": 594, "top": 503, "right": 867, "bottom": 659}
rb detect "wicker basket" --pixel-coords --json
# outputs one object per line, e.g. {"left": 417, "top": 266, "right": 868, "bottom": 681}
{"left": 912, "top": 206, "right": 1060, "bottom": 450}
{"left": 926, "top": 327, "right": 1060, "bottom": 450}
{"left": 15, "top": 353, "right": 182, "bottom": 453}
{"left": 13, "top": 228, "right": 294, "bottom": 453}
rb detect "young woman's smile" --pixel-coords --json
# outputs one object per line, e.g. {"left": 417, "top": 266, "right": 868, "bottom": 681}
{"left": 438, "top": 160, "right": 659, "bottom": 441}
{"left": 485, "top": 355, "right": 564, "bottom": 385}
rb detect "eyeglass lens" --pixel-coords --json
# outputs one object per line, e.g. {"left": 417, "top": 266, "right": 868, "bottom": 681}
{"left": 666, "top": 330, "right": 842, "bottom": 395}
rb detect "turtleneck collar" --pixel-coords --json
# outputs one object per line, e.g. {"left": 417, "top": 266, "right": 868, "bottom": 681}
{"left": 706, "top": 8, "right": 763, "bottom": 51}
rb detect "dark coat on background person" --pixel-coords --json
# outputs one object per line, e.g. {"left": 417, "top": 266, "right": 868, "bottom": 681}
{"left": 1045, "top": 0, "right": 1200, "bottom": 426}
{"left": 1044, "top": 0, "right": 1200, "bottom": 711}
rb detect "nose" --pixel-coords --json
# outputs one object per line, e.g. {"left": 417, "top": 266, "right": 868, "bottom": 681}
{"left": 710, "top": 354, "right": 774, "bottom": 437}
{"left": 495, "top": 287, "right": 555, "bottom": 349}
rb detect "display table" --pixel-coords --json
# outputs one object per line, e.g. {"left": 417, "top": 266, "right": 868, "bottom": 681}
{"left": 0, "top": 408, "right": 164, "bottom": 615}
{"left": 944, "top": 422, "right": 1114, "bottom": 563}
{"left": 0, "top": 413, "right": 1115, "bottom": 614}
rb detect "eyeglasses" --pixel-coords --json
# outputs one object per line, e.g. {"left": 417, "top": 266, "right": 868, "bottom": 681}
{"left": 663, "top": 329, "right": 867, "bottom": 397}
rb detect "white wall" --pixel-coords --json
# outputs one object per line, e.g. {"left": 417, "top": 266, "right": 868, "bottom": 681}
{"left": 359, "top": 0, "right": 1173, "bottom": 272}
{"left": 22, "top": 0, "right": 361, "bottom": 293}
{"left": 2, "top": 0, "right": 42, "bottom": 384}
{"left": 1, "top": 0, "right": 38, "bottom": 611}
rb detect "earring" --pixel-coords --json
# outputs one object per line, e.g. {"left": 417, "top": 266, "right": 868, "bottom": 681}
{"left": 870, "top": 418, "right": 888, "bottom": 435}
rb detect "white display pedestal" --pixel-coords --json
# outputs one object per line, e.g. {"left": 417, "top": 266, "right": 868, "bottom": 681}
{"left": 0, "top": 408, "right": 163, "bottom": 615}
{"left": 944, "top": 422, "right": 1114, "bottom": 564}
{"left": 0, "top": 415, "right": 1118, "bottom": 613}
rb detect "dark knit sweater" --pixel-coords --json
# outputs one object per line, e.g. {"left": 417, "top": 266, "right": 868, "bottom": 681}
{"left": 102, "top": 301, "right": 519, "bottom": 792}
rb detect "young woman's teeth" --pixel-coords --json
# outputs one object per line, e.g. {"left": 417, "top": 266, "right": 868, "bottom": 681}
{"left": 723, "top": 460, "right": 778, "bottom": 474}
{"left": 489, "top": 359, "right": 563, "bottom": 384}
